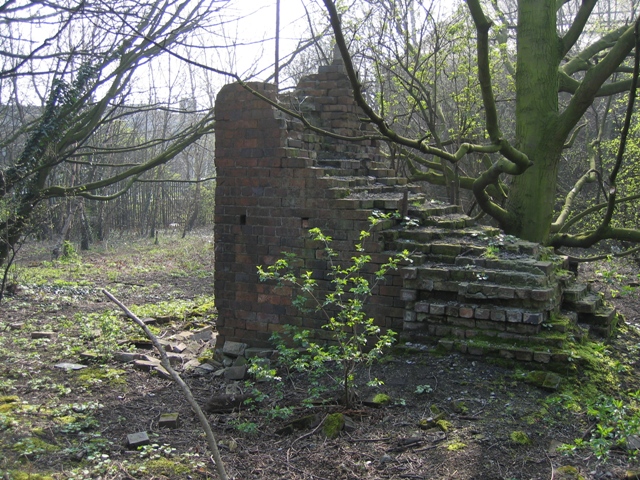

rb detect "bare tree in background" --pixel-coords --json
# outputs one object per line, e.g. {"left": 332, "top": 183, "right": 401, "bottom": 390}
{"left": 0, "top": 0, "right": 231, "bottom": 265}
{"left": 304, "top": 0, "right": 640, "bottom": 252}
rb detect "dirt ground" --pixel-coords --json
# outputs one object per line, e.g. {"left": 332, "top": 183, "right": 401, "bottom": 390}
{"left": 1, "top": 232, "right": 640, "bottom": 480}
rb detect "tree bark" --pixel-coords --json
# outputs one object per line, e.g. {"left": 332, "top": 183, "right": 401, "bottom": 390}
{"left": 502, "top": 0, "right": 563, "bottom": 243}
{"left": 52, "top": 199, "right": 79, "bottom": 259}
{"left": 79, "top": 199, "right": 91, "bottom": 251}
{"left": 182, "top": 181, "right": 201, "bottom": 238}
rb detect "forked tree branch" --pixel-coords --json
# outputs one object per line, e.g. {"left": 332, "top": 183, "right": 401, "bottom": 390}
{"left": 550, "top": 16, "right": 640, "bottom": 247}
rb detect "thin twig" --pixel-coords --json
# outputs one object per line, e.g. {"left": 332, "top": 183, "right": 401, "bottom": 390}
{"left": 387, "top": 438, "right": 424, "bottom": 452}
{"left": 290, "top": 414, "right": 328, "bottom": 450}
{"left": 348, "top": 436, "right": 392, "bottom": 443}
{"left": 546, "top": 449, "right": 554, "bottom": 480}
{"left": 412, "top": 444, "right": 439, "bottom": 453}
{"left": 457, "top": 415, "right": 480, "bottom": 421}
{"left": 102, "top": 289, "right": 228, "bottom": 480}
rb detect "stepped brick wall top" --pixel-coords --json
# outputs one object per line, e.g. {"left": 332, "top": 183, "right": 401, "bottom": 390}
{"left": 214, "top": 62, "right": 405, "bottom": 348}
{"left": 214, "top": 60, "right": 617, "bottom": 360}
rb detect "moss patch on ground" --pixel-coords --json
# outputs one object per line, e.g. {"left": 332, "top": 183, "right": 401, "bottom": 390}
{"left": 323, "top": 413, "right": 345, "bottom": 438}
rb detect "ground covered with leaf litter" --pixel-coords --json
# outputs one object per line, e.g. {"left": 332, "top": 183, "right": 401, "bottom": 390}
{"left": 1, "top": 232, "right": 640, "bottom": 480}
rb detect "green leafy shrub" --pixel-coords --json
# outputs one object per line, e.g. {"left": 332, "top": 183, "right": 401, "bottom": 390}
{"left": 61, "top": 241, "right": 78, "bottom": 261}
{"left": 258, "top": 212, "right": 410, "bottom": 408}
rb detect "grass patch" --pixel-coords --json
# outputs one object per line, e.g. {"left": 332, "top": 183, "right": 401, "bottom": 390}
{"left": 130, "top": 295, "right": 215, "bottom": 321}
{"left": 12, "top": 436, "right": 60, "bottom": 457}
{"left": 146, "top": 457, "right": 194, "bottom": 476}
{"left": 510, "top": 430, "right": 531, "bottom": 445}
{"left": 73, "top": 368, "right": 127, "bottom": 388}
{"left": 5, "top": 472, "right": 55, "bottom": 480}
{"left": 446, "top": 441, "right": 466, "bottom": 451}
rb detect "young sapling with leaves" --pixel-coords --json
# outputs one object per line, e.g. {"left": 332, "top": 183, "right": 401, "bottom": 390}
{"left": 258, "top": 211, "right": 411, "bottom": 408}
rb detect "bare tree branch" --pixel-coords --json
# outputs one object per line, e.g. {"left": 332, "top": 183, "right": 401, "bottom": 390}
{"left": 103, "top": 289, "right": 228, "bottom": 480}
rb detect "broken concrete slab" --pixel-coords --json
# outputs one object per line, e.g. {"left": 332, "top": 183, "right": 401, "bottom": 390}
{"left": 165, "top": 352, "right": 184, "bottom": 366}
{"left": 232, "top": 356, "right": 247, "bottom": 367}
{"left": 108, "top": 323, "right": 215, "bottom": 381}
{"left": 524, "top": 371, "right": 563, "bottom": 391}
{"left": 159, "top": 413, "right": 180, "bottom": 429}
{"left": 54, "top": 363, "right": 88, "bottom": 371}
{"left": 133, "top": 360, "right": 162, "bottom": 371}
{"left": 343, "top": 415, "right": 357, "bottom": 433}
{"left": 627, "top": 435, "right": 640, "bottom": 451}
{"left": 153, "top": 366, "right": 171, "bottom": 380}
{"left": 172, "top": 331, "right": 194, "bottom": 342}
{"left": 190, "top": 327, "right": 214, "bottom": 342}
{"left": 31, "top": 331, "right": 56, "bottom": 339}
{"left": 127, "top": 431, "right": 150, "bottom": 448}
{"left": 79, "top": 352, "right": 100, "bottom": 362}
{"left": 156, "top": 315, "right": 176, "bottom": 325}
{"left": 130, "top": 338, "right": 153, "bottom": 349}
{"left": 244, "top": 347, "right": 273, "bottom": 358}
{"left": 139, "top": 354, "right": 162, "bottom": 364}
{"left": 183, "top": 359, "right": 202, "bottom": 371}
{"left": 224, "top": 365, "right": 247, "bottom": 380}
{"left": 152, "top": 315, "right": 175, "bottom": 325}
{"left": 194, "top": 363, "right": 215, "bottom": 375}
{"left": 184, "top": 342, "right": 205, "bottom": 356}
{"left": 113, "top": 351, "right": 143, "bottom": 363}
{"left": 170, "top": 342, "right": 188, "bottom": 353}
{"left": 222, "top": 341, "right": 247, "bottom": 358}
{"left": 136, "top": 355, "right": 182, "bottom": 371}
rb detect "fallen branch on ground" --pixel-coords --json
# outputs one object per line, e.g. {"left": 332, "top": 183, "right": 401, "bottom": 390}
{"left": 102, "top": 288, "right": 228, "bottom": 480}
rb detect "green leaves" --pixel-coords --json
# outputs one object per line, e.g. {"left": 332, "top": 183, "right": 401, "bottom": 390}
{"left": 258, "top": 213, "right": 409, "bottom": 408}
{"left": 561, "top": 393, "right": 640, "bottom": 462}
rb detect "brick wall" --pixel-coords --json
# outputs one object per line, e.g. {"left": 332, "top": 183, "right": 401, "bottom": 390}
{"left": 214, "top": 64, "right": 404, "bottom": 348}
{"left": 213, "top": 63, "right": 615, "bottom": 361}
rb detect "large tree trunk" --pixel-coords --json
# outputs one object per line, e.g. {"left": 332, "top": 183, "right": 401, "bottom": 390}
{"left": 504, "top": 144, "right": 564, "bottom": 243}
{"left": 502, "top": 0, "right": 563, "bottom": 243}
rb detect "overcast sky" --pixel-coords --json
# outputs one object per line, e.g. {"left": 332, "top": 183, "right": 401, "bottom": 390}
{"left": 224, "top": 0, "right": 310, "bottom": 83}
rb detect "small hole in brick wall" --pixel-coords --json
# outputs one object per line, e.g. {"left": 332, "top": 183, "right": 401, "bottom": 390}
{"left": 240, "top": 214, "right": 247, "bottom": 225}
{"left": 301, "top": 218, "right": 309, "bottom": 228}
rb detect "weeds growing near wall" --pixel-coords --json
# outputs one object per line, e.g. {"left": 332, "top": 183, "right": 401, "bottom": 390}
{"left": 258, "top": 211, "right": 410, "bottom": 408}
{"left": 558, "top": 391, "right": 640, "bottom": 461}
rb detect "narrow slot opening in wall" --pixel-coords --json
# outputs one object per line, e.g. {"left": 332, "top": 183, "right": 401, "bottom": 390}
{"left": 240, "top": 214, "right": 247, "bottom": 225}
{"left": 301, "top": 218, "right": 309, "bottom": 228}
